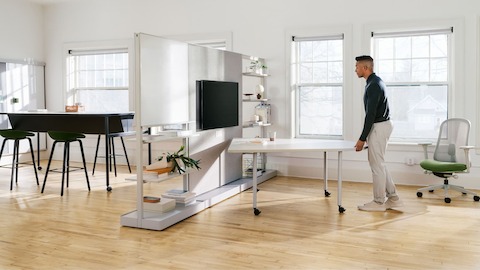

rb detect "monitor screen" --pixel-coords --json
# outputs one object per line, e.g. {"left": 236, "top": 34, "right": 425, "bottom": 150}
{"left": 196, "top": 80, "right": 239, "bottom": 130}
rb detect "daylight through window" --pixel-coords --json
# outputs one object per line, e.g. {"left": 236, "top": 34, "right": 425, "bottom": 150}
{"left": 291, "top": 34, "right": 344, "bottom": 138}
{"left": 371, "top": 28, "right": 452, "bottom": 140}
{"left": 66, "top": 49, "right": 129, "bottom": 112}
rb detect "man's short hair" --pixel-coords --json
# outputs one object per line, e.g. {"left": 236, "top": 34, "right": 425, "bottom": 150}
{"left": 355, "top": 55, "right": 374, "bottom": 62}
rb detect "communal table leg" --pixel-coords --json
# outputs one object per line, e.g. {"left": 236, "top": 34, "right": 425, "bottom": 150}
{"left": 36, "top": 132, "right": 42, "bottom": 170}
{"left": 105, "top": 116, "right": 112, "bottom": 191}
{"left": 252, "top": 152, "right": 261, "bottom": 215}
{"left": 337, "top": 151, "right": 345, "bottom": 213}
{"left": 323, "top": 151, "right": 330, "bottom": 197}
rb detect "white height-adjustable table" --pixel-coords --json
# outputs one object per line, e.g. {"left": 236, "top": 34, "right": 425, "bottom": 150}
{"left": 228, "top": 138, "right": 356, "bottom": 214}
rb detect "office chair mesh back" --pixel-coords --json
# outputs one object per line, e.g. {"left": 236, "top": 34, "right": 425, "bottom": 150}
{"left": 433, "top": 118, "right": 470, "bottom": 164}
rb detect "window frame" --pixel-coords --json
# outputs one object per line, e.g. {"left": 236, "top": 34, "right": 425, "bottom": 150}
{"left": 63, "top": 39, "right": 135, "bottom": 112}
{"left": 371, "top": 28, "right": 452, "bottom": 142}
{"left": 363, "top": 19, "right": 464, "bottom": 145}
{"left": 286, "top": 25, "right": 352, "bottom": 140}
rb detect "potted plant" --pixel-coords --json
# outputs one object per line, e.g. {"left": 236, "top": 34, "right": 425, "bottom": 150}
{"left": 261, "top": 64, "right": 268, "bottom": 75}
{"left": 157, "top": 145, "right": 201, "bottom": 174}
{"left": 249, "top": 59, "right": 259, "bottom": 73}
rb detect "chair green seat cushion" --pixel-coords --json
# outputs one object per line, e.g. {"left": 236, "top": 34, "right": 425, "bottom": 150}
{"left": 0, "top": 129, "right": 35, "bottom": 139}
{"left": 420, "top": 159, "right": 467, "bottom": 172}
{"left": 48, "top": 131, "right": 85, "bottom": 142}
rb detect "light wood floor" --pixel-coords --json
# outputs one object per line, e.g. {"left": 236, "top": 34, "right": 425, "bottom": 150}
{"left": 0, "top": 161, "right": 480, "bottom": 269}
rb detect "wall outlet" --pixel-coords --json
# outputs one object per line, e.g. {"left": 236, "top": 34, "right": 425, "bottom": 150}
{"left": 405, "top": 157, "right": 416, "bottom": 166}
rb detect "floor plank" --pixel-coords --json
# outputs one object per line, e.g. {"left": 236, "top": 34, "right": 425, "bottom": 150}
{"left": 0, "top": 161, "right": 479, "bottom": 269}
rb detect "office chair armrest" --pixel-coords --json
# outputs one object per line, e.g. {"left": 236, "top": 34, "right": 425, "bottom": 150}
{"left": 418, "top": 142, "right": 433, "bottom": 160}
{"left": 460, "top": 145, "right": 475, "bottom": 172}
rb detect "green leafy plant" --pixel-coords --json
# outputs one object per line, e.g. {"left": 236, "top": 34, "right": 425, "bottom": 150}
{"left": 157, "top": 145, "right": 200, "bottom": 174}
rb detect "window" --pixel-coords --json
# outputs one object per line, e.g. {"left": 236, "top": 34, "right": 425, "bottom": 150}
{"left": 66, "top": 49, "right": 129, "bottom": 112}
{"left": 371, "top": 28, "right": 452, "bottom": 141}
{"left": 0, "top": 60, "right": 45, "bottom": 120}
{"left": 291, "top": 35, "right": 344, "bottom": 138}
{"left": 190, "top": 40, "right": 227, "bottom": 50}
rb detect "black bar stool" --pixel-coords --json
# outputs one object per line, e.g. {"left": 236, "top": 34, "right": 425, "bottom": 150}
{"left": 0, "top": 130, "right": 39, "bottom": 190}
{"left": 42, "top": 131, "right": 90, "bottom": 196}
{"left": 92, "top": 133, "right": 132, "bottom": 177}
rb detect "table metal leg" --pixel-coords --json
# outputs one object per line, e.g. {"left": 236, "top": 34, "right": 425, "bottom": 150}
{"left": 36, "top": 132, "right": 42, "bottom": 170}
{"left": 337, "top": 151, "right": 345, "bottom": 213}
{"left": 324, "top": 151, "right": 330, "bottom": 197}
{"left": 105, "top": 117, "right": 112, "bottom": 191}
{"left": 252, "top": 153, "right": 261, "bottom": 215}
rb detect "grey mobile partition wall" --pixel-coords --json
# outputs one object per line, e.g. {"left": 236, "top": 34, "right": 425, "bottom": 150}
{"left": 122, "top": 33, "right": 257, "bottom": 230}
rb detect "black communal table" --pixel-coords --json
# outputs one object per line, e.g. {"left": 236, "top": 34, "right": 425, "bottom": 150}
{"left": 4, "top": 111, "right": 135, "bottom": 192}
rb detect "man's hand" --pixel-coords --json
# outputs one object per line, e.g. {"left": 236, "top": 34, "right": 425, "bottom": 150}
{"left": 355, "top": 140, "right": 366, "bottom": 152}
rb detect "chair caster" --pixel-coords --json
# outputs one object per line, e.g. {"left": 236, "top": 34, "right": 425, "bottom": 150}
{"left": 107, "top": 186, "right": 112, "bottom": 192}
{"left": 324, "top": 190, "right": 330, "bottom": 197}
{"left": 444, "top": 197, "right": 451, "bottom": 203}
{"left": 253, "top": 208, "right": 261, "bottom": 215}
{"left": 338, "top": 206, "right": 345, "bottom": 213}
{"left": 474, "top": 195, "right": 480, "bottom": 202}
{"left": 416, "top": 192, "right": 423, "bottom": 198}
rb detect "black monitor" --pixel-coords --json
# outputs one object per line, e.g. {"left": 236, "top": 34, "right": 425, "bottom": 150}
{"left": 196, "top": 80, "right": 239, "bottom": 130}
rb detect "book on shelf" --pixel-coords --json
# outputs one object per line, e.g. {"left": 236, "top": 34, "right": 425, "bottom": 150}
{"left": 143, "top": 197, "right": 176, "bottom": 213}
{"left": 161, "top": 189, "right": 196, "bottom": 204}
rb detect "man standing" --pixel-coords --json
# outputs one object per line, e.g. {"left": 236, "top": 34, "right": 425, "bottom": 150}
{"left": 354, "top": 55, "right": 402, "bottom": 211}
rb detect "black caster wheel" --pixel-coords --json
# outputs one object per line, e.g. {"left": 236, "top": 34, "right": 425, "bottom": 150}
{"left": 416, "top": 192, "right": 423, "bottom": 198}
{"left": 338, "top": 206, "right": 346, "bottom": 213}
{"left": 429, "top": 190, "right": 434, "bottom": 193}
{"left": 324, "top": 190, "right": 331, "bottom": 197}
{"left": 253, "top": 208, "right": 261, "bottom": 215}
{"left": 106, "top": 186, "right": 112, "bottom": 192}
{"left": 38, "top": 166, "right": 42, "bottom": 171}
{"left": 474, "top": 195, "right": 480, "bottom": 202}
{"left": 444, "top": 197, "right": 451, "bottom": 203}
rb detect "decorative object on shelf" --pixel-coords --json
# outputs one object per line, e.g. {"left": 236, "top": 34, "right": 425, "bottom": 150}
{"left": 248, "top": 56, "right": 267, "bottom": 75}
{"left": 261, "top": 64, "right": 267, "bottom": 75}
{"left": 156, "top": 145, "right": 201, "bottom": 174}
{"left": 255, "top": 103, "right": 271, "bottom": 124}
{"left": 249, "top": 57, "right": 259, "bottom": 73}
{"left": 255, "top": 84, "right": 264, "bottom": 99}
{"left": 243, "top": 93, "right": 254, "bottom": 100}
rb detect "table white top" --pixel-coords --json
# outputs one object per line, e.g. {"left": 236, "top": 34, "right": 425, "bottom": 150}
{"left": 228, "top": 138, "right": 357, "bottom": 153}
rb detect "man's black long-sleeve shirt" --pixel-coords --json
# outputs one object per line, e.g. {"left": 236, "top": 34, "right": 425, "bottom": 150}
{"left": 359, "top": 73, "right": 390, "bottom": 141}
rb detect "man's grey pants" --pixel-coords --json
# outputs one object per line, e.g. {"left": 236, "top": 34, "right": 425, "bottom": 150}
{"left": 367, "top": 120, "right": 398, "bottom": 203}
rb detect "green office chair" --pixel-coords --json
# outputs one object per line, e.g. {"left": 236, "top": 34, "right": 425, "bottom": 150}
{"left": 42, "top": 131, "right": 90, "bottom": 196}
{"left": 0, "top": 130, "right": 39, "bottom": 190}
{"left": 417, "top": 118, "right": 480, "bottom": 203}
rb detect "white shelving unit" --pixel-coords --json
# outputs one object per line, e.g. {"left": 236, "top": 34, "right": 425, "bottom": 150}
{"left": 241, "top": 55, "right": 272, "bottom": 177}
{"left": 121, "top": 34, "right": 277, "bottom": 230}
{"left": 121, "top": 122, "right": 201, "bottom": 230}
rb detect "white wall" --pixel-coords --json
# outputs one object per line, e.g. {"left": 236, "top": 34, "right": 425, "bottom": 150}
{"left": 0, "top": 0, "right": 44, "bottom": 60}
{"left": 5, "top": 0, "right": 480, "bottom": 188}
